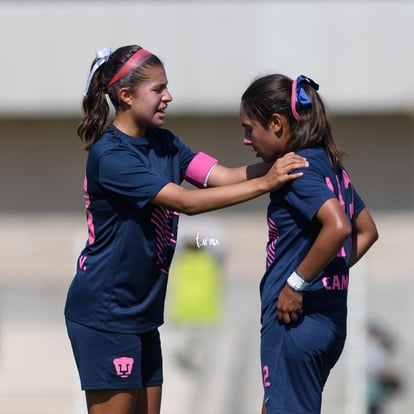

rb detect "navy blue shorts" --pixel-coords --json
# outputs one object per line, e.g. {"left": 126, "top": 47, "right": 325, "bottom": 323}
{"left": 66, "top": 319, "right": 163, "bottom": 391}
{"left": 261, "top": 316, "right": 345, "bottom": 414}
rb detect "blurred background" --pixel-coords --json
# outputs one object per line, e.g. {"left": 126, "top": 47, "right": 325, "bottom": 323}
{"left": 0, "top": 1, "right": 413, "bottom": 413}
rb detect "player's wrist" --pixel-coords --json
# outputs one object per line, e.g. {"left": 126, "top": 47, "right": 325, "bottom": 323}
{"left": 286, "top": 270, "right": 309, "bottom": 292}
{"left": 253, "top": 176, "right": 270, "bottom": 194}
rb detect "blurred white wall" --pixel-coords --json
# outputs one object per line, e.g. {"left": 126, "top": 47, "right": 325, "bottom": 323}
{"left": 0, "top": 0, "right": 413, "bottom": 116}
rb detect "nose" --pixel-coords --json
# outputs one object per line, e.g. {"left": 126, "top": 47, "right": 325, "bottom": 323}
{"left": 243, "top": 137, "right": 252, "bottom": 145}
{"left": 163, "top": 89, "right": 173, "bottom": 102}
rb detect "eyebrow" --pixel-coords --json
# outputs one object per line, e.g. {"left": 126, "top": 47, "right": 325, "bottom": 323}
{"left": 151, "top": 80, "right": 168, "bottom": 88}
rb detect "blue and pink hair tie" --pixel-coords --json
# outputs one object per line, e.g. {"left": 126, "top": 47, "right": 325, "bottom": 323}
{"left": 291, "top": 75, "right": 319, "bottom": 120}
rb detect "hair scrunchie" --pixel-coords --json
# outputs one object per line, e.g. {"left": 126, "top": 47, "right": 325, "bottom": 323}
{"left": 83, "top": 48, "right": 113, "bottom": 96}
{"left": 291, "top": 75, "right": 319, "bottom": 120}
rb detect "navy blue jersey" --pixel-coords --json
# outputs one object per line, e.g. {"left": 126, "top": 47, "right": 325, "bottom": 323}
{"left": 65, "top": 124, "right": 196, "bottom": 333}
{"left": 261, "top": 146, "right": 365, "bottom": 337}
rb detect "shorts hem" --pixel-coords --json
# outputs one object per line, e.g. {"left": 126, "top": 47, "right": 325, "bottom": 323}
{"left": 81, "top": 380, "right": 163, "bottom": 391}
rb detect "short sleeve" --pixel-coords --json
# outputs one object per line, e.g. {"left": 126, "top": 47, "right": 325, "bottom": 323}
{"left": 175, "top": 137, "right": 198, "bottom": 180}
{"left": 98, "top": 149, "right": 169, "bottom": 208}
{"left": 284, "top": 165, "right": 336, "bottom": 221}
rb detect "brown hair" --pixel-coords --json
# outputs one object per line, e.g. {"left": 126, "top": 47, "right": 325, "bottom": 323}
{"left": 78, "top": 45, "right": 163, "bottom": 150}
{"left": 241, "top": 74, "right": 346, "bottom": 168}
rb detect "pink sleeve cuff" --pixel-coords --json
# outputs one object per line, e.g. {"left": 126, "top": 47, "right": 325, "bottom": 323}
{"left": 185, "top": 152, "right": 218, "bottom": 188}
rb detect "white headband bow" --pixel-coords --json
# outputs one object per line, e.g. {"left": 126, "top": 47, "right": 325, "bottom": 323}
{"left": 83, "top": 47, "right": 112, "bottom": 96}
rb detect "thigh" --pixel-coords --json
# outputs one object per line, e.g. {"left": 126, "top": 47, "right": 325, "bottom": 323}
{"left": 135, "top": 386, "right": 162, "bottom": 414}
{"left": 261, "top": 317, "right": 345, "bottom": 414}
{"left": 86, "top": 386, "right": 162, "bottom": 414}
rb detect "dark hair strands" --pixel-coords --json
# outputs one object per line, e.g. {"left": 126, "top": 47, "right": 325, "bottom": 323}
{"left": 77, "top": 65, "right": 109, "bottom": 150}
{"left": 77, "top": 45, "right": 162, "bottom": 150}
{"left": 242, "top": 74, "right": 347, "bottom": 169}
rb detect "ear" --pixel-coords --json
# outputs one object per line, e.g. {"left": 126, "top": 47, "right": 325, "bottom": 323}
{"left": 118, "top": 87, "right": 134, "bottom": 106}
{"left": 269, "top": 113, "right": 283, "bottom": 133}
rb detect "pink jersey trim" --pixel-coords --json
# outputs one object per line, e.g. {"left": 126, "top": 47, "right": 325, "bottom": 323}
{"left": 84, "top": 176, "right": 95, "bottom": 245}
{"left": 185, "top": 152, "right": 218, "bottom": 188}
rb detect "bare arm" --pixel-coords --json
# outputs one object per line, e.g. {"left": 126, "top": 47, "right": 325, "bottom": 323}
{"left": 295, "top": 198, "right": 352, "bottom": 279}
{"left": 277, "top": 198, "right": 352, "bottom": 324}
{"left": 152, "top": 177, "right": 269, "bottom": 215}
{"left": 205, "top": 152, "right": 308, "bottom": 186}
{"left": 152, "top": 155, "right": 307, "bottom": 215}
{"left": 349, "top": 208, "right": 378, "bottom": 267}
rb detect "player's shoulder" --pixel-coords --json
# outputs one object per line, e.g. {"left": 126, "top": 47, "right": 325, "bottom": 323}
{"left": 297, "top": 146, "right": 326, "bottom": 159}
{"left": 297, "top": 146, "right": 331, "bottom": 171}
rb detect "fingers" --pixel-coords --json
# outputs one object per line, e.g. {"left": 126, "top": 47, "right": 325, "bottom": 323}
{"left": 286, "top": 157, "right": 308, "bottom": 170}
{"left": 270, "top": 153, "right": 308, "bottom": 177}
{"left": 277, "top": 309, "right": 302, "bottom": 324}
{"left": 278, "top": 152, "right": 308, "bottom": 167}
{"left": 274, "top": 154, "right": 308, "bottom": 174}
{"left": 280, "top": 172, "right": 304, "bottom": 182}
{"left": 277, "top": 281, "right": 304, "bottom": 324}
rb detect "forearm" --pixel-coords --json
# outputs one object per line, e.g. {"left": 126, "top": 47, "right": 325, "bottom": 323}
{"left": 207, "top": 162, "right": 270, "bottom": 186}
{"left": 296, "top": 199, "right": 352, "bottom": 281}
{"left": 296, "top": 226, "right": 350, "bottom": 280}
{"left": 281, "top": 225, "right": 349, "bottom": 324}
{"left": 349, "top": 208, "right": 379, "bottom": 267}
{"left": 153, "top": 178, "right": 269, "bottom": 215}
{"left": 349, "top": 235, "right": 374, "bottom": 267}
{"left": 165, "top": 152, "right": 308, "bottom": 214}
{"left": 203, "top": 152, "right": 307, "bottom": 186}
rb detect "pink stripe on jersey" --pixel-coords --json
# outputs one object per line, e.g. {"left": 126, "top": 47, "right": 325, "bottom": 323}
{"left": 185, "top": 152, "right": 218, "bottom": 188}
{"left": 335, "top": 176, "right": 345, "bottom": 209}
{"left": 83, "top": 176, "right": 95, "bottom": 245}
{"left": 150, "top": 206, "right": 178, "bottom": 274}
{"left": 325, "top": 177, "right": 334, "bottom": 193}
{"left": 342, "top": 169, "right": 351, "bottom": 189}
{"left": 342, "top": 169, "right": 355, "bottom": 216}
{"left": 326, "top": 174, "right": 349, "bottom": 258}
{"left": 267, "top": 217, "right": 280, "bottom": 268}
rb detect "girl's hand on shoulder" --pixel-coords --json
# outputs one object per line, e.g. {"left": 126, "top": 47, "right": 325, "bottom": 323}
{"left": 265, "top": 152, "right": 308, "bottom": 191}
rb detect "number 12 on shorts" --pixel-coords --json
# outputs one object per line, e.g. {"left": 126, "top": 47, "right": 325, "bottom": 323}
{"left": 262, "top": 365, "right": 271, "bottom": 387}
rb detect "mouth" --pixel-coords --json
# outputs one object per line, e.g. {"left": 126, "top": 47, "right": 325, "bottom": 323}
{"left": 156, "top": 107, "right": 167, "bottom": 119}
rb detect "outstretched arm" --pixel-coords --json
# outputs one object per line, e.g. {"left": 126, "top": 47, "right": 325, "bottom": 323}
{"left": 277, "top": 198, "right": 352, "bottom": 324}
{"left": 205, "top": 152, "right": 307, "bottom": 186}
{"left": 152, "top": 154, "right": 307, "bottom": 215}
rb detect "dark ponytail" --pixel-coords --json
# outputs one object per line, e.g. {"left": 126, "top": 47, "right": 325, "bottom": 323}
{"left": 78, "top": 61, "right": 109, "bottom": 150}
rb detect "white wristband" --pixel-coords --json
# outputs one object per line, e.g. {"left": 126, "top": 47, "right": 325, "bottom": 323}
{"left": 286, "top": 270, "right": 309, "bottom": 292}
